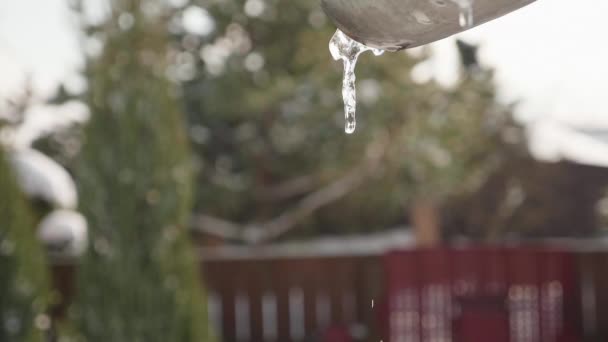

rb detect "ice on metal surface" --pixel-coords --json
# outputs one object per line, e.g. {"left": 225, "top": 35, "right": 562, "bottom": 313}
{"left": 329, "top": 29, "right": 383, "bottom": 134}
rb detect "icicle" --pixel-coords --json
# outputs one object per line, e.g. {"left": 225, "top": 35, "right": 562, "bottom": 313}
{"left": 329, "top": 29, "right": 383, "bottom": 134}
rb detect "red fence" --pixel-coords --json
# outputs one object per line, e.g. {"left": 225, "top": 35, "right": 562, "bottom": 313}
{"left": 578, "top": 251, "right": 608, "bottom": 341}
{"left": 50, "top": 254, "right": 386, "bottom": 342}
{"left": 385, "top": 247, "right": 582, "bottom": 342}
{"left": 203, "top": 255, "right": 383, "bottom": 342}
{"left": 52, "top": 245, "right": 608, "bottom": 342}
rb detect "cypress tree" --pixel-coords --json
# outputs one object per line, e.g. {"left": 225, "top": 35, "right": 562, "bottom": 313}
{"left": 71, "top": 1, "right": 212, "bottom": 340}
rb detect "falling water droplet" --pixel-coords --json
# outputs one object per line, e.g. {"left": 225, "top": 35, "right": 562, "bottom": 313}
{"left": 329, "top": 29, "right": 384, "bottom": 134}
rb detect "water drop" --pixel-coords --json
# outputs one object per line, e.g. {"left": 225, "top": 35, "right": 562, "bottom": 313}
{"left": 413, "top": 10, "right": 433, "bottom": 25}
{"left": 459, "top": 8, "right": 473, "bottom": 28}
{"left": 329, "top": 29, "right": 384, "bottom": 134}
{"left": 451, "top": 0, "right": 474, "bottom": 28}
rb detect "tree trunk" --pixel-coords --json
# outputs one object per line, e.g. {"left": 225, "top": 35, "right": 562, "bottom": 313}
{"left": 410, "top": 198, "right": 441, "bottom": 246}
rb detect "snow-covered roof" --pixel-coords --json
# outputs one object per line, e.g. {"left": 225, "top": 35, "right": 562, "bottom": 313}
{"left": 198, "top": 227, "right": 415, "bottom": 260}
{"left": 9, "top": 148, "right": 78, "bottom": 208}
{"left": 529, "top": 121, "right": 608, "bottom": 167}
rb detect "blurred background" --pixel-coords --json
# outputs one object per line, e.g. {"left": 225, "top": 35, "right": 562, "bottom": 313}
{"left": 2, "top": 0, "right": 608, "bottom": 341}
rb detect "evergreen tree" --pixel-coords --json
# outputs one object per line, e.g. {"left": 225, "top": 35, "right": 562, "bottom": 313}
{"left": 173, "top": 0, "right": 519, "bottom": 241}
{"left": 0, "top": 146, "right": 50, "bottom": 342}
{"left": 71, "top": 1, "right": 213, "bottom": 340}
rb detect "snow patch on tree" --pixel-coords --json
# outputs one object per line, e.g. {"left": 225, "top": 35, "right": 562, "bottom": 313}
{"left": 9, "top": 148, "right": 77, "bottom": 209}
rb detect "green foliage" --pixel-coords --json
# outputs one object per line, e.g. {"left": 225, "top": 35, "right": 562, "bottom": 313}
{"left": 0, "top": 148, "right": 50, "bottom": 342}
{"left": 175, "top": 0, "right": 517, "bottom": 237}
{"left": 71, "top": 2, "right": 213, "bottom": 341}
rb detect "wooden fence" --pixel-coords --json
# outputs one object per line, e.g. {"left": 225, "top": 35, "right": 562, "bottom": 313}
{"left": 204, "top": 255, "right": 383, "bottom": 342}
{"left": 385, "top": 247, "right": 582, "bottom": 342}
{"left": 49, "top": 245, "right": 608, "bottom": 341}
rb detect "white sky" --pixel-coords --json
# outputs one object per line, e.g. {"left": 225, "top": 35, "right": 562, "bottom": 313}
{"left": 429, "top": 0, "right": 608, "bottom": 129}
{"left": 1, "top": 0, "right": 608, "bottom": 162}
{"left": 0, "top": 0, "right": 83, "bottom": 98}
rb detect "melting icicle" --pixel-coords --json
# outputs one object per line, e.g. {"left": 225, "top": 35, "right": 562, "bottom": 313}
{"left": 451, "top": 0, "right": 474, "bottom": 28}
{"left": 329, "top": 29, "right": 383, "bottom": 134}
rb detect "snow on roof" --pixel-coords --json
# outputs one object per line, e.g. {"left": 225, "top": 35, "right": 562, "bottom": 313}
{"left": 9, "top": 148, "right": 77, "bottom": 208}
{"left": 198, "top": 227, "right": 415, "bottom": 260}
{"left": 529, "top": 120, "right": 608, "bottom": 167}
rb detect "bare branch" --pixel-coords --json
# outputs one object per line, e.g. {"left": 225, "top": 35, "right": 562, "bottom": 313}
{"left": 191, "top": 214, "right": 243, "bottom": 240}
{"left": 191, "top": 133, "right": 389, "bottom": 244}
{"left": 254, "top": 174, "right": 317, "bottom": 202}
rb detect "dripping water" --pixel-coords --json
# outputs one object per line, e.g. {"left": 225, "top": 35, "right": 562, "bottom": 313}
{"left": 329, "top": 29, "right": 383, "bottom": 134}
